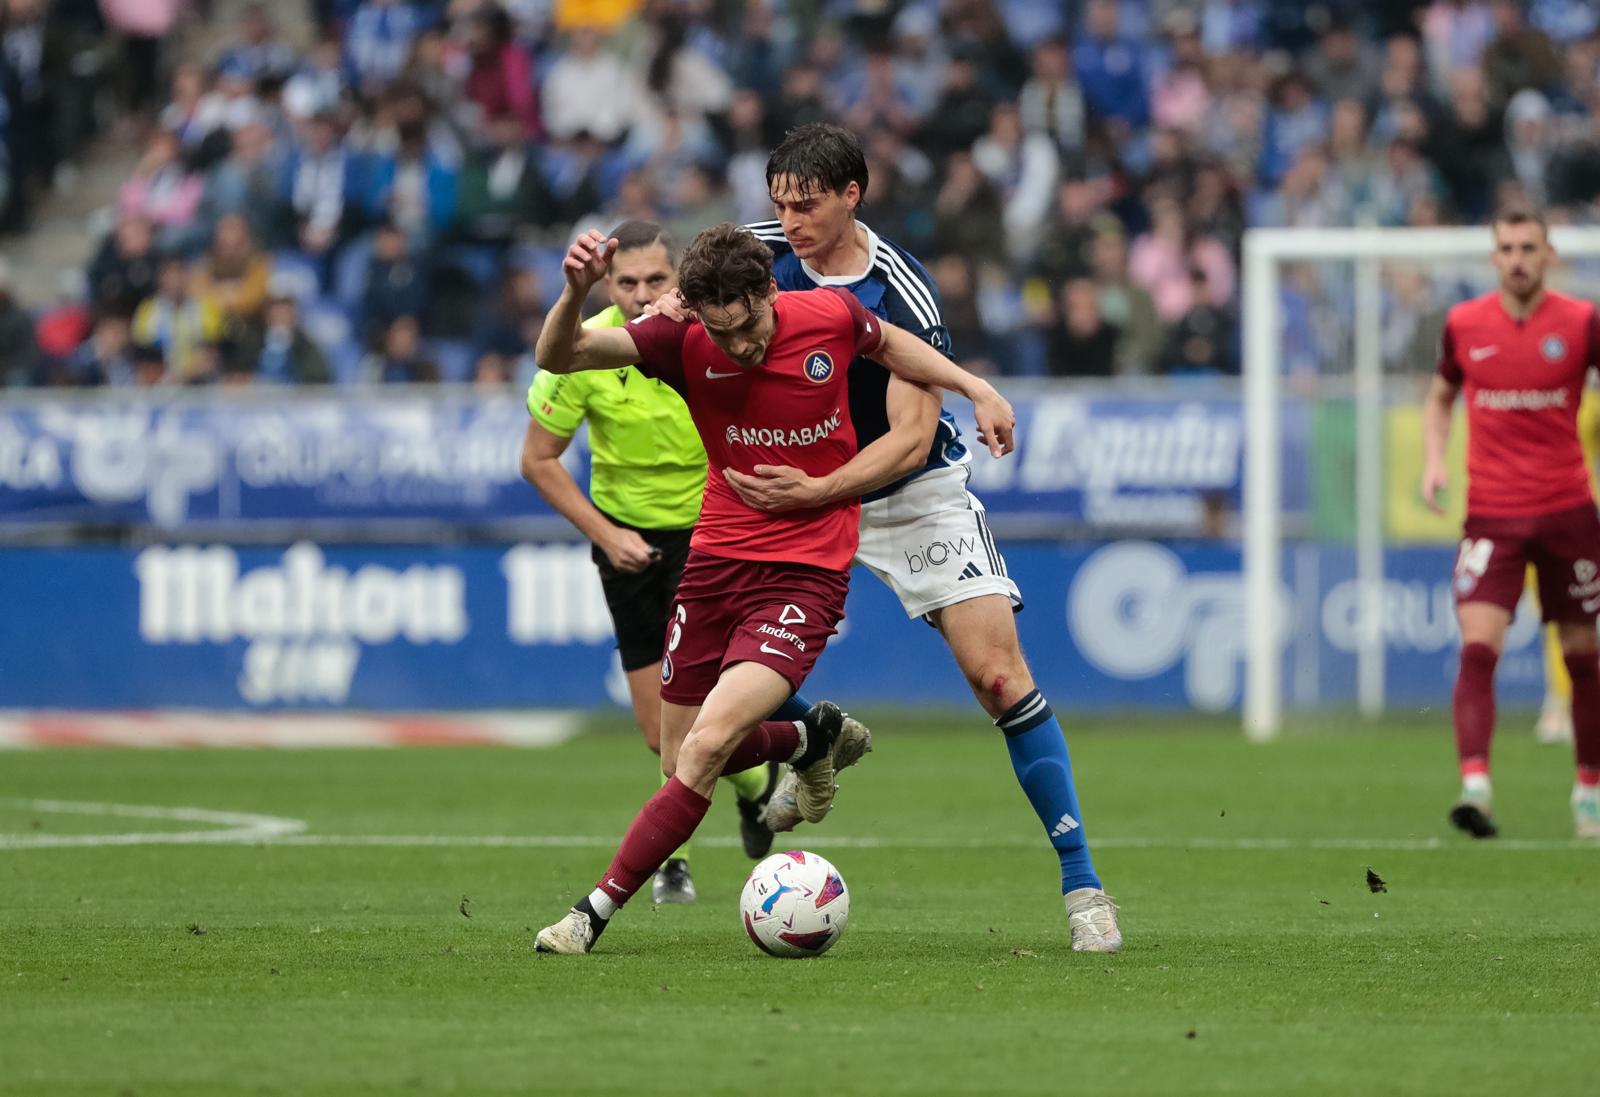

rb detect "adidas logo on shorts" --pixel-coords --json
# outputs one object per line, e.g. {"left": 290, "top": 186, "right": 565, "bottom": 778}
{"left": 957, "top": 562, "right": 983, "bottom": 581}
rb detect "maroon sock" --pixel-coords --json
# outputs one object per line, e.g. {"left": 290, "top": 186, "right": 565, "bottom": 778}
{"left": 1454, "top": 642, "right": 1499, "bottom": 776}
{"left": 718, "top": 720, "right": 803, "bottom": 775}
{"left": 1563, "top": 651, "right": 1600, "bottom": 777}
{"left": 593, "top": 777, "right": 711, "bottom": 908}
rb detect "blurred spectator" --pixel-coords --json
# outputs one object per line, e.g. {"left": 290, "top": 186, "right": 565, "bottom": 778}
{"left": 87, "top": 217, "right": 161, "bottom": 319}
{"left": 1161, "top": 267, "right": 1234, "bottom": 374}
{"left": 1304, "top": 21, "right": 1379, "bottom": 103}
{"left": 346, "top": 0, "right": 431, "bottom": 93}
{"left": 203, "top": 122, "right": 285, "bottom": 246}
{"left": 1033, "top": 174, "right": 1104, "bottom": 285}
{"left": 838, "top": 44, "right": 922, "bottom": 139}
{"left": 543, "top": 27, "right": 634, "bottom": 142}
{"left": 1074, "top": 0, "right": 1153, "bottom": 129}
{"left": 235, "top": 286, "right": 332, "bottom": 384}
{"left": 460, "top": 5, "right": 540, "bottom": 140}
{"left": 1255, "top": 146, "right": 1346, "bottom": 228}
{"left": 33, "top": 275, "right": 91, "bottom": 370}
{"left": 192, "top": 214, "right": 271, "bottom": 332}
{"left": 1482, "top": 0, "right": 1561, "bottom": 107}
{"left": 70, "top": 315, "right": 135, "bottom": 386}
{"left": 1018, "top": 38, "right": 1086, "bottom": 153}
{"left": 929, "top": 254, "right": 990, "bottom": 372}
{"left": 1428, "top": 67, "right": 1502, "bottom": 220}
{"left": 284, "top": 111, "right": 352, "bottom": 259}
{"left": 360, "top": 223, "right": 425, "bottom": 341}
{"left": 1494, "top": 88, "right": 1556, "bottom": 206}
{"left": 918, "top": 44, "right": 995, "bottom": 164}
{"left": 1371, "top": 136, "right": 1448, "bottom": 226}
{"left": 364, "top": 314, "right": 438, "bottom": 382}
{"left": 161, "top": 63, "right": 225, "bottom": 150}
{"left": 972, "top": 101, "right": 1059, "bottom": 262}
{"left": 0, "top": 260, "right": 41, "bottom": 386}
{"left": 1, "top": 0, "right": 52, "bottom": 228}
{"left": 726, "top": 90, "right": 773, "bottom": 224}
{"left": 456, "top": 111, "right": 550, "bottom": 246}
{"left": 930, "top": 151, "right": 1005, "bottom": 266}
{"left": 1259, "top": 73, "right": 1329, "bottom": 187}
{"left": 283, "top": 34, "right": 348, "bottom": 121}
{"left": 1129, "top": 195, "right": 1234, "bottom": 322}
{"left": 127, "top": 341, "right": 169, "bottom": 386}
{"left": 1151, "top": 26, "right": 1211, "bottom": 136}
{"left": 1088, "top": 224, "right": 1162, "bottom": 374}
{"left": 118, "top": 131, "right": 205, "bottom": 250}
{"left": 1044, "top": 279, "right": 1119, "bottom": 378}
{"left": 131, "top": 256, "right": 225, "bottom": 380}
{"left": 471, "top": 265, "right": 542, "bottom": 381}
{"left": 218, "top": 4, "right": 297, "bottom": 82}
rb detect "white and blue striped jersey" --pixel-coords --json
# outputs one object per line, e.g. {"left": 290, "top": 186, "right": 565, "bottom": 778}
{"left": 746, "top": 220, "right": 969, "bottom": 501}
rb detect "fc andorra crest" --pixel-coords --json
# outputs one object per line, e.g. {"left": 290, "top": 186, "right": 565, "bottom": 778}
{"left": 1542, "top": 334, "right": 1567, "bottom": 361}
{"left": 803, "top": 351, "right": 834, "bottom": 383}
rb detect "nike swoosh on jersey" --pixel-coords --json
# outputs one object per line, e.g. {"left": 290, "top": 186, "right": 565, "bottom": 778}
{"left": 1468, "top": 345, "right": 1499, "bottom": 361}
{"left": 705, "top": 367, "right": 742, "bottom": 380}
{"left": 758, "top": 642, "right": 795, "bottom": 661}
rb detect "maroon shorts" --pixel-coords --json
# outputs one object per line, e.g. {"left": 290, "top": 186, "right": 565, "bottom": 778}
{"left": 658, "top": 551, "right": 850, "bottom": 707}
{"left": 1454, "top": 503, "right": 1600, "bottom": 622}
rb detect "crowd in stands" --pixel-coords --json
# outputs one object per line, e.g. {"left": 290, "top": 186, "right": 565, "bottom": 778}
{"left": 4, "top": 0, "right": 1600, "bottom": 389}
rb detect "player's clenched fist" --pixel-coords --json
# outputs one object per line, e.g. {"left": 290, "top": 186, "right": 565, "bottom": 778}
{"left": 971, "top": 380, "right": 1017, "bottom": 458}
{"left": 564, "top": 229, "right": 617, "bottom": 293}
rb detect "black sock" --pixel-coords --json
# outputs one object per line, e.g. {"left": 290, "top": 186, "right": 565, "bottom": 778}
{"left": 574, "top": 896, "right": 610, "bottom": 938}
{"left": 792, "top": 704, "right": 838, "bottom": 769}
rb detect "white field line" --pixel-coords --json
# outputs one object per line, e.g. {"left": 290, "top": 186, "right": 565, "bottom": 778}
{"left": 0, "top": 798, "right": 306, "bottom": 849}
{"left": 0, "top": 800, "right": 1595, "bottom": 853}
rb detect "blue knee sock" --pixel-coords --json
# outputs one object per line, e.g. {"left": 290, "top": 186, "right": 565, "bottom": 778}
{"left": 773, "top": 693, "right": 813, "bottom": 722}
{"left": 996, "top": 690, "right": 1101, "bottom": 894}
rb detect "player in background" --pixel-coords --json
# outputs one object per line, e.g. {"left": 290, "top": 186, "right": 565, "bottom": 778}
{"left": 532, "top": 224, "right": 1015, "bottom": 953}
{"left": 520, "top": 220, "right": 777, "bottom": 905}
{"left": 1422, "top": 206, "right": 1600, "bottom": 839}
{"left": 730, "top": 124, "right": 1120, "bottom": 950}
{"left": 1535, "top": 385, "right": 1600, "bottom": 744}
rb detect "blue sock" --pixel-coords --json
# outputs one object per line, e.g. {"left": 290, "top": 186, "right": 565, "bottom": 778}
{"left": 773, "top": 693, "right": 813, "bottom": 722}
{"left": 996, "top": 690, "right": 1101, "bottom": 894}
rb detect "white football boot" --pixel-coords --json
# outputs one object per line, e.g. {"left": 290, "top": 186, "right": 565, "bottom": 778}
{"left": 534, "top": 907, "right": 600, "bottom": 954}
{"left": 1573, "top": 784, "right": 1600, "bottom": 839}
{"left": 793, "top": 704, "right": 873, "bottom": 824}
{"left": 1065, "top": 888, "right": 1123, "bottom": 953}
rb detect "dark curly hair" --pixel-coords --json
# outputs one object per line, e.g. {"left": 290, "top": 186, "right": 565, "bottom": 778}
{"left": 676, "top": 223, "right": 774, "bottom": 312}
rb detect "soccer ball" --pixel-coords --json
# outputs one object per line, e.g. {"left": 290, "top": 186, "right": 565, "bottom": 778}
{"left": 738, "top": 850, "right": 850, "bottom": 958}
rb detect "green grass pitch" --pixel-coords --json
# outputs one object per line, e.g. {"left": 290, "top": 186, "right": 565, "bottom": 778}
{"left": 2, "top": 712, "right": 1597, "bottom": 1096}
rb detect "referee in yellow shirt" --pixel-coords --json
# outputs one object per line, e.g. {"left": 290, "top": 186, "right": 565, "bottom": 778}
{"left": 519, "top": 221, "right": 776, "bottom": 903}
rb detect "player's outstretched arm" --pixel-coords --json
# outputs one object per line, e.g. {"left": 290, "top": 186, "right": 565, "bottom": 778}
{"left": 1421, "top": 373, "right": 1460, "bottom": 514}
{"left": 534, "top": 230, "right": 645, "bottom": 375}
{"left": 869, "top": 323, "right": 1015, "bottom": 457}
{"left": 723, "top": 377, "right": 941, "bottom": 512}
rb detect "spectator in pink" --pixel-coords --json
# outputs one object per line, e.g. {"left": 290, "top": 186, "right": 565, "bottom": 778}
{"left": 460, "top": 5, "right": 540, "bottom": 140}
{"left": 118, "top": 131, "right": 204, "bottom": 250}
{"left": 1129, "top": 195, "right": 1233, "bottom": 324}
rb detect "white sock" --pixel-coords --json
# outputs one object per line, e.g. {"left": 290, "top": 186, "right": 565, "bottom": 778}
{"left": 787, "top": 720, "right": 807, "bottom": 764}
{"left": 586, "top": 888, "right": 618, "bottom": 920}
{"left": 1462, "top": 773, "right": 1492, "bottom": 801}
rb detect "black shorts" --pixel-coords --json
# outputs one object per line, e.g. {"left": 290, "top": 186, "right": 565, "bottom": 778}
{"left": 592, "top": 520, "right": 694, "bottom": 671}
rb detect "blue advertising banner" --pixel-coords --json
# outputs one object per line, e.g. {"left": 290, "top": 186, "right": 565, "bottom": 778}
{"left": 0, "top": 540, "right": 1538, "bottom": 712}
{"left": 0, "top": 389, "right": 1307, "bottom": 531}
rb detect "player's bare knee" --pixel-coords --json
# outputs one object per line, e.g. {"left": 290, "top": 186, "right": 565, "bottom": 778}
{"left": 676, "top": 723, "right": 739, "bottom": 784}
{"left": 961, "top": 653, "right": 1034, "bottom": 716}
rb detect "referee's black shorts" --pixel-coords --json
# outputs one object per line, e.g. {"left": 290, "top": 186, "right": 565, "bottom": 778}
{"left": 591, "top": 519, "right": 694, "bottom": 672}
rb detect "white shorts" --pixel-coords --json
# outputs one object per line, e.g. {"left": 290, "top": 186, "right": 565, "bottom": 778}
{"left": 854, "top": 466, "right": 1023, "bottom": 621}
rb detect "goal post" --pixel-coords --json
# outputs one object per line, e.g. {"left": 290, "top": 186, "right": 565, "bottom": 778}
{"left": 1242, "top": 225, "right": 1600, "bottom": 740}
